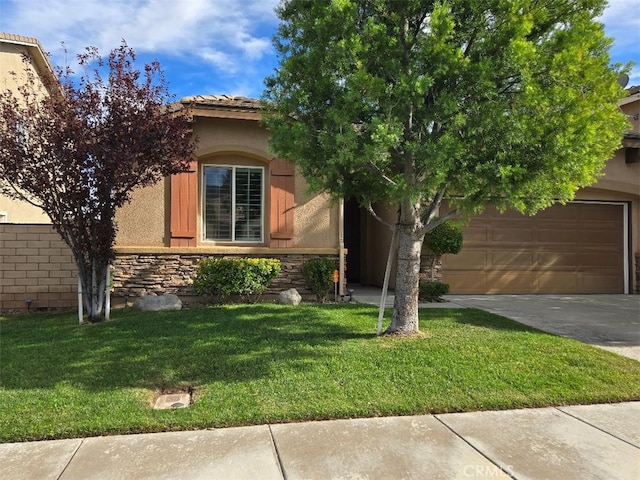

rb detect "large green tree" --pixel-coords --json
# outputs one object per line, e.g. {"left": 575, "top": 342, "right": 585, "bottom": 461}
{"left": 263, "top": 0, "right": 629, "bottom": 335}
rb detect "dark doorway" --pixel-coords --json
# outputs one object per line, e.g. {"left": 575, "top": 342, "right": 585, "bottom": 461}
{"left": 344, "top": 198, "right": 362, "bottom": 283}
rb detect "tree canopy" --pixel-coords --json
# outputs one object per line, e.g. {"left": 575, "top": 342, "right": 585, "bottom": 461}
{"left": 263, "top": 0, "right": 629, "bottom": 334}
{"left": 0, "top": 42, "right": 195, "bottom": 322}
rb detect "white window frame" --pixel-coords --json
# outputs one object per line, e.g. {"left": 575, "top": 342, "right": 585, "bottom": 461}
{"left": 201, "top": 164, "right": 265, "bottom": 243}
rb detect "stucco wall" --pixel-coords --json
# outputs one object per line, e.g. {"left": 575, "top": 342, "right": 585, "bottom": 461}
{"left": 0, "top": 41, "right": 44, "bottom": 94}
{"left": 0, "top": 197, "right": 50, "bottom": 224}
{"left": 595, "top": 149, "right": 640, "bottom": 195}
{"left": 0, "top": 40, "right": 51, "bottom": 224}
{"left": 621, "top": 96, "right": 639, "bottom": 135}
{"left": 115, "top": 181, "right": 168, "bottom": 246}
{"left": 115, "top": 116, "right": 340, "bottom": 249}
{"left": 293, "top": 175, "right": 339, "bottom": 248}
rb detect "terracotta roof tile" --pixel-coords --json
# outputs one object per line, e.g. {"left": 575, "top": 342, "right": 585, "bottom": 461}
{"left": 0, "top": 32, "right": 43, "bottom": 47}
{"left": 0, "top": 32, "right": 56, "bottom": 75}
{"left": 180, "top": 94, "right": 261, "bottom": 110}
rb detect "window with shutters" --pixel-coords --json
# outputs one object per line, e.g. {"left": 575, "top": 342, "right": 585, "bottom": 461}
{"left": 202, "top": 165, "right": 264, "bottom": 242}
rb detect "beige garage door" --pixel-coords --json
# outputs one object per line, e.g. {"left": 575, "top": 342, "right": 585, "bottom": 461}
{"left": 441, "top": 203, "right": 625, "bottom": 294}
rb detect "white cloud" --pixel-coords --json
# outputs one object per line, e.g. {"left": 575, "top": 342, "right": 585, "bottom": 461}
{"left": 628, "top": 66, "right": 640, "bottom": 85}
{"left": 599, "top": 0, "right": 640, "bottom": 60}
{"left": 0, "top": 0, "right": 279, "bottom": 73}
{"left": 2, "top": 0, "right": 637, "bottom": 93}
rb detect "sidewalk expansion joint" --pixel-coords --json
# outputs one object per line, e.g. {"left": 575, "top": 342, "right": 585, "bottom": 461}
{"left": 56, "top": 438, "right": 84, "bottom": 480}
{"left": 268, "top": 424, "right": 287, "bottom": 480}
{"left": 433, "top": 415, "right": 518, "bottom": 480}
{"left": 554, "top": 407, "right": 640, "bottom": 450}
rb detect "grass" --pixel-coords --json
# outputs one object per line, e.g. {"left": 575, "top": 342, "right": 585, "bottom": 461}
{"left": 1, "top": 303, "right": 639, "bottom": 442}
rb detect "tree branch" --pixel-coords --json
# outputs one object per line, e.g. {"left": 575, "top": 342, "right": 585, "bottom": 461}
{"left": 424, "top": 208, "right": 458, "bottom": 233}
{"left": 420, "top": 186, "right": 447, "bottom": 225}
{"left": 365, "top": 161, "right": 397, "bottom": 186}
{"left": 3, "top": 182, "right": 45, "bottom": 211}
{"left": 365, "top": 202, "right": 396, "bottom": 230}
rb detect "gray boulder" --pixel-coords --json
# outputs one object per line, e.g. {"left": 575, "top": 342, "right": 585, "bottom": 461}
{"left": 133, "top": 294, "right": 182, "bottom": 311}
{"left": 278, "top": 288, "right": 302, "bottom": 305}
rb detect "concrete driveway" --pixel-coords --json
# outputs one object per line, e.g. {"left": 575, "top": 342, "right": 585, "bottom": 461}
{"left": 447, "top": 294, "right": 640, "bottom": 361}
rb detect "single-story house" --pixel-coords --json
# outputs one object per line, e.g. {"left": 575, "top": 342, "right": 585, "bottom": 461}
{"left": 1, "top": 31, "right": 638, "bottom": 312}
{"left": 113, "top": 89, "right": 640, "bottom": 299}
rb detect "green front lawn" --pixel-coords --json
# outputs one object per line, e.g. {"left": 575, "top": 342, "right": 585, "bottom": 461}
{"left": 1, "top": 304, "right": 639, "bottom": 442}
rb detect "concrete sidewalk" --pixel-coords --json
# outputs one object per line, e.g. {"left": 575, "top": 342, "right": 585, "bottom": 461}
{"left": 1, "top": 402, "right": 638, "bottom": 479}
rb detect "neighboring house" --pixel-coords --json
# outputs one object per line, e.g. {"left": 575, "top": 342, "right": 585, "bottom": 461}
{"left": 0, "top": 33, "right": 54, "bottom": 224}
{"left": 0, "top": 33, "right": 76, "bottom": 313}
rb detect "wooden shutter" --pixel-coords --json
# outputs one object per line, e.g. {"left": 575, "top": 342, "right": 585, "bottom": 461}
{"left": 170, "top": 159, "right": 198, "bottom": 247}
{"left": 270, "top": 158, "right": 295, "bottom": 248}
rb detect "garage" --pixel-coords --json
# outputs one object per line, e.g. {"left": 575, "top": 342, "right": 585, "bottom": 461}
{"left": 441, "top": 202, "right": 627, "bottom": 294}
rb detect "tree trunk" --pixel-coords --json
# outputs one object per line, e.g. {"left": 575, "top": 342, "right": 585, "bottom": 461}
{"left": 385, "top": 224, "right": 424, "bottom": 335}
{"left": 78, "top": 259, "right": 108, "bottom": 323}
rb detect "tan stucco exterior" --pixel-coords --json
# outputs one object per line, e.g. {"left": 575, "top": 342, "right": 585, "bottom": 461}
{"left": 115, "top": 100, "right": 341, "bottom": 252}
{"left": 115, "top": 180, "right": 168, "bottom": 246}
{"left": 0, "top": 33, "right": 53, "bottom": 224}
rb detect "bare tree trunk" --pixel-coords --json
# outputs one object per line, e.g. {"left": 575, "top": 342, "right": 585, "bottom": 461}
{"left": 385, "top": 224, "right": 424, "bottom": 335}
{"left": 78, "top": 258, "right": 108, "bottom": 323}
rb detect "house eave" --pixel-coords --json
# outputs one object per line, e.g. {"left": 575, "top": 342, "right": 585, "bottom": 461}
{"left": 181, "top": 95, "right": 262, "bottom": 121}
{"left": 623, "top": 133, "right": 640, "bottom": 149}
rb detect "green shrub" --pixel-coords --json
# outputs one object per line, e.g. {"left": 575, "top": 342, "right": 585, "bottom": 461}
{"left": 424, "top": 221, "right": 463, "bottom": 256}
{"left": 192, "top": 257, "right": 281, "bottom": 303}
{"left": 301, "top": 257, "right": 337, "bottom": 303}
{"left": 423, "top": 221, "right": 464, "bottom": 281}
{"left": 419, "top": 281, "right": 450, "bottom": 302}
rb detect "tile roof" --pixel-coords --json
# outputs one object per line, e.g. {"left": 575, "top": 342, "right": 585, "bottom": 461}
{"left": 180, "top": 95, "right": 261, "bottom": 110}
{"left": 0, "top": 32, "right": 56, "bottom": 76}
{"left": 0, "top": 32, "right": 42, "bottom": 47}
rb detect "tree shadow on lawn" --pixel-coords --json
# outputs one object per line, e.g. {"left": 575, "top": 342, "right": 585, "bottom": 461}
{"left": 426, "top": 307, "right": 550, "bottom": 334}
{"left": 0, "top": 304, "right": 376, "bottom": 393}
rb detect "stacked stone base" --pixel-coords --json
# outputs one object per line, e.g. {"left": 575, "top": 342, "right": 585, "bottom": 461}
{"left": 112, "top": 253, "right": 340, "bottom": 303}
{"left": 419, "top": 254, "right": 443, "bottom": 283}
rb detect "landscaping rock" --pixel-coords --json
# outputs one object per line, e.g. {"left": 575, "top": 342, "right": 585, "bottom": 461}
{"left": 278, "top": 288, "right": 302, "bottom": 305}
{"left": 133, "top": 294, "right": 182, "bottom": 311}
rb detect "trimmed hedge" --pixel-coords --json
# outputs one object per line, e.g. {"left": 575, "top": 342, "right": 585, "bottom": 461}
{"left": 419, "top": 281, "right": 450, "bottom": 302}
{"left": 424, "top": 221, "right": 463, "bottom": 256}
{"left": 301, "top": 257, "right": 337, "bottom": 303}
{"left": 192, "top": 257, "right": 281, "bottom": 304}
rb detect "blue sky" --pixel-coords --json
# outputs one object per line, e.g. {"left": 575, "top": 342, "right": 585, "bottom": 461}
{"left": 0, "top": 0, "right": 638, "bottom": 100}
